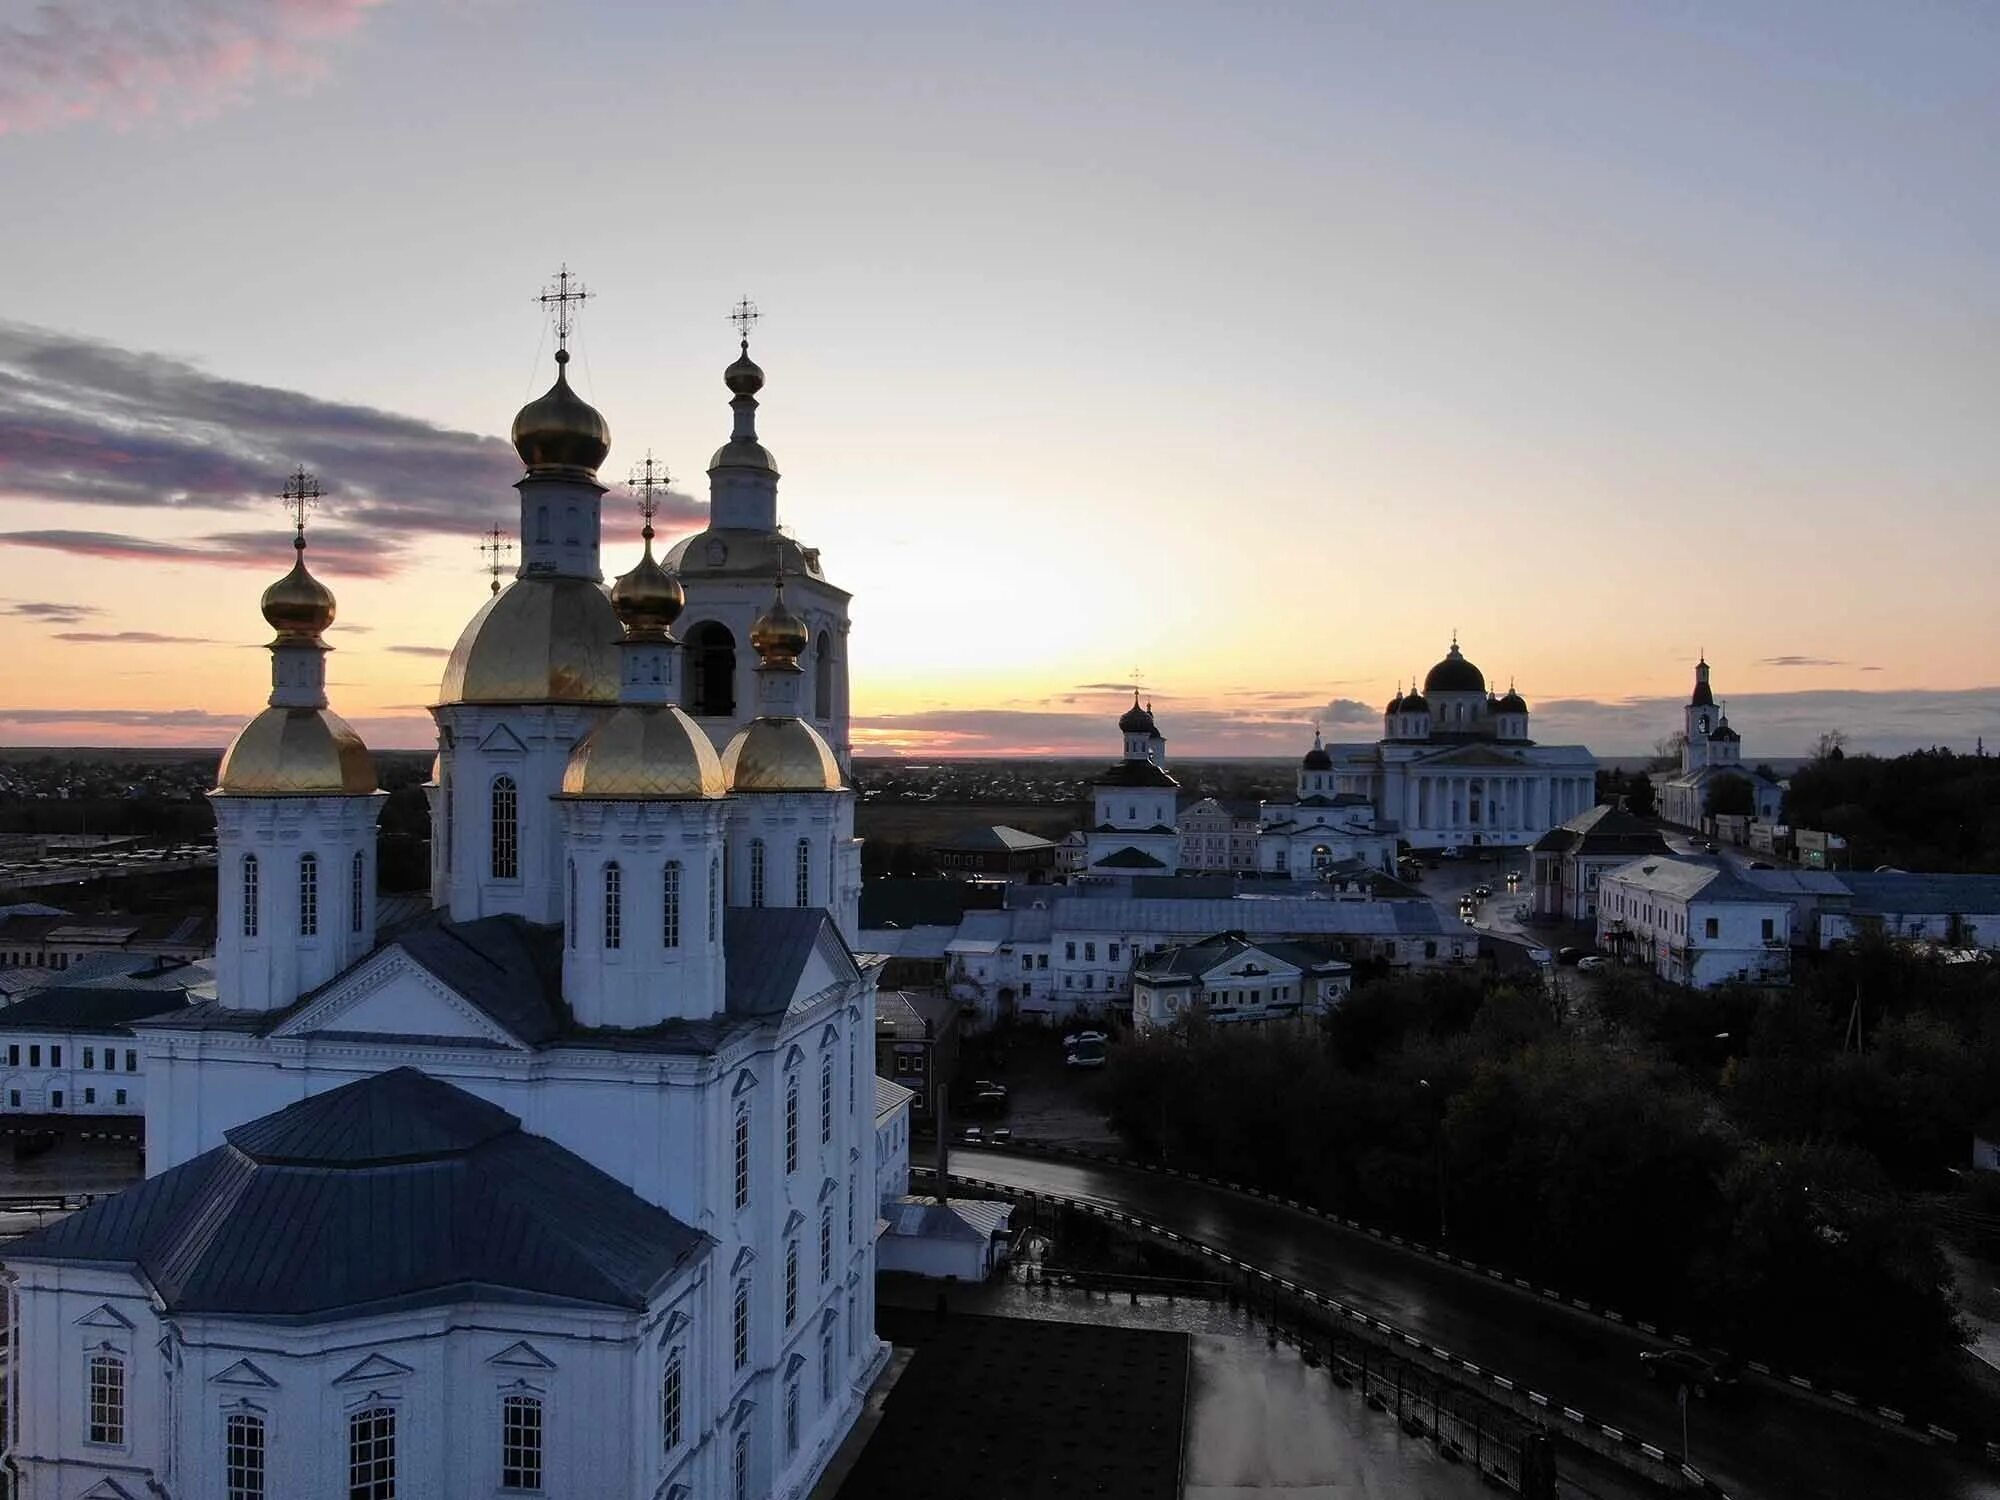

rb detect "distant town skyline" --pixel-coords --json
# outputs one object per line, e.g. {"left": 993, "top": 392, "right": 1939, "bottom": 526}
{"left": 3, "top": 1, "right": 1996, "bottom": 758}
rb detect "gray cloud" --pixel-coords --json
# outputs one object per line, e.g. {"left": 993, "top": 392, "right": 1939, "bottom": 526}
{"left": 1319, "top": 697, "right": 1378, "bottom": 726}
{"left": 52, "top": 630, "right": 219, "bottom": 645}
{"left": 0, "top": 321, "right": 708, "bottom": 574}
{"left": 3, "top": 599, "right": 99, "bottom": 624}
{"left": 1760, "top": 656, "right": 1848, "bottom": 668}
{"left": 387, "top": 645, "right": 452, "bottom": 658}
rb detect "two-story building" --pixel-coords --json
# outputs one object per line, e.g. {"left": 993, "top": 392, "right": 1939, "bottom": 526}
{"left": 0, "top": 986, "right": 190, "bottom": 1121}
{"left": 1530, "top": 804, "right": 1672, "bottom": 921}
{"left": 1177, "top": 798, "right": 1262, "bottom": 872}
{"left": 1131, "top": 934, "right": 1352, "bottom": 1033}
{"left": 1597, "top": 858, "right": 1792, "bottom": 988}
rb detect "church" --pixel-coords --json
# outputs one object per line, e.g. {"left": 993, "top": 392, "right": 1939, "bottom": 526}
{"left": 2, "top": 291, "right": 892, "bottom": 1500}
{"left": 1313, "top": 637, "right": 1597, "bottom": 851}
{"left": 1654, "top": 656, "right": 1785, "bottom": 829}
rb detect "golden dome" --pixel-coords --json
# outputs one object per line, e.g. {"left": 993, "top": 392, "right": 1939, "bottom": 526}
{"left": 562, "top": 704, "right": 727, "bottom": 799}
{"left": 724, "top": 341, "right": 765, "bottom": 397}
{"left": 721, "top": 717, "right": 842, "bottom": 793}
{"left": 609, "top": 532, "right": 684, "bottom": 641}
{"left": 750, "top": 576, "right": 808, "bottom": 666}
{"left": 260, "top": 539, "right": 337, "bottom": 641}
{"left": 216, "top": 706, "right": 377, "bottom": 796}
{"left": 512, "top": 352, "right": 611, "bottom": 475}
{"left": 662, "top": 528, "right": 838, "bottom": 590}
{"left": 440, "top": 574, "right": 621, "bottom": 705}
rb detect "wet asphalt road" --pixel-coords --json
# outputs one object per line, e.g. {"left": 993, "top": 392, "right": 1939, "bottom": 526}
{"left": 954, "top": 1148, "right": 2000, "bottom": 1500}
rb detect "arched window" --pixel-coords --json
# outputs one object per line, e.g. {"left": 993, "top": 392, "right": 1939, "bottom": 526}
{"left": 86, "top": 1350, "right": 124, "bottom": 1444}
{"left": 784, "top": 1237, "right": 799, "bottom": 1326}
{"left": 535, "top": 504, "right": 549, "bottom": 544}
{"left": 820, "top": 1055, "right": 834, "bottom": 1144}
{"left": 796, "top": 837, "right": 812, "bottom": 907}
{"left": 241, "top": 854, "right": 259, "bottom": 939}
{"left": 350, "top": 850, "right": 367, "bottom": 934}
{"left": 784, "top": 1373, "right": 800, "bottom": 1455}
{"left": 603, "top": 862, "right": 623, "bottom": 950}
{"left": 225, "top": 1410, "right": 266, "bottom": 1500}
{"left": 709, "top": 855, "right": 720, "bottom": 941}
{"left": 732, "top": 1277, "right": 751, "bottom": 1369}
{"left": 500, "top": 1393, "right": 543, "bottom": 1491}
{"left": 661, "top": 1346, "right": 684, "bottom": 1453}
{"left": 819, "top": 1202, "right": 834, "bottom": 1282}
{"left": 734, "top": 1107, "right": 751, "bottom": 1211}
{"left": 733, "top": 1426, "right": 751, "bottom": 1500}
{"left": 662, "top": 860, "right": 681, "bottom": 948}
{"left": 1311, "top": 844, "right": 1333, "bottom": 873}
{"left": 750, "top": 839, "right": 766, "bottom": 908}
{"left": 298, "top": 853, "right": 319, "bottom": 936}
{"left": 685, "top": 621, "right": 738, "bottom": 717}
{"left": 814, "top": 630, "right": 832, "bottom": 718}
{"left": 785, "top": 1072, "right": 800, "bottom": 1172}
{"left": 491, "top": 775, "right": 518, "bottom": 880}
{"left": 348, "top": 1405, "right": 396, "bottom": 1500}
{"left": 566, "top": 859, "right": 577, "bottom": 949}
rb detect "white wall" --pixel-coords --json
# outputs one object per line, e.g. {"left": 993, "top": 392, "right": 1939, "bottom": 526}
{"left": 0, "top": 1029, "right": 145, "bottom": 1115}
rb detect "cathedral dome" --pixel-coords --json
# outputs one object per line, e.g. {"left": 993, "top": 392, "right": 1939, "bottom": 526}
{"left": 1386, "top": 690, "right": 1405, "bottom": 715}
{"left": 439, "top": 575, "right": 621, "bottom": 706}
{"left": 512, "top": 352, "right": 611, "bottom": 476}
{"left": 1498, "top": 687, "right": 1528, "bottom": 714}
{"left": 725, "top": 343, "right": 765, "bottom": 397}
{"left": 562, "top": 704, "right": 727, "bottom": 799}
{"left": 260, "top": 540, "right": 337, "bottom": 641}
{"left": 1399, "top": 688, "right": 1429, "bottom": 714}
{"left": 662, "top": 528, "right": 828, "bottom": 585}
{"left": 1118, "top": 694, "right": 1156, "bottom": 735}
{"left": 609, "top": 536, "right": 684, "bottom": 641}
{"left": 1423, "top": 640, "right": 1485, "bottom": 695}
{"left": 216, "top": 706, "right": 376, "bottom": 796}
{"left": 750, "top": 577, "right": 809, "bottom": 665}
{"left": 722, "top": 717, "right": 843, "bottom": 793}
{"left": 1302, "top": 742, "right": 1332, "bottom": 771}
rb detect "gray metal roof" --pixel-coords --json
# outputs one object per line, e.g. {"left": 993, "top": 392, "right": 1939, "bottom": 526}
{"left": 1135, "top": 934, "right": 1352, "bottom": 980}
{"left": 932, "top": 825, "right": 1056, "bottom": 853}
{"left": 875, "top": 1075, "right": 917, "bottom": 1122}
{"left": 0, "top": 985, "right": 190, "bottom": 1034}
{"left": 1834, "top": 872, "right": 2000, "bottom": 915}
{"left": 1049, "top": 896, "right": 1445, "bottom": 937}
{"left": 4, "top": 1068, "right": 707, "bottom": 1317}
{"left": 1601, "top": 857, "right": 1777, "bottom": 904}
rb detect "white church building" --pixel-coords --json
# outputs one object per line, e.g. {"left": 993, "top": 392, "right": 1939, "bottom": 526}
{"left": 1313, "top": 638, "right": 1597, "bottom": 851}
{"left": 1655, "top": 657, "right": 1785, "bottom": 830}
{"left": 1, "top": 300, "right": 896, "bottom": 1500}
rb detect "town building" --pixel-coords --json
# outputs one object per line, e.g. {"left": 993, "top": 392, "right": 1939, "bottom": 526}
{"left": 1177, "top": 797, "right": 1261, "bottom": 872}
{"left": 874, "top": 988, "right": 959, "bottom": 1129}
{"left": 2, "top": 309, "right": 897, "bottom": 1500}
{"left": 1257, "top": 733, "right": 1401, "bottom": 879}
{"left": 1529, "top": 804, "right": 1673, "bottom": 922}
{"left": 1080, "top": 696, "right": 1182, "bottom": 879}
{"left": 1314, "top": 638, "right": 1597, "bottom": 851}
{"left": 0, "top": 908, "right": 214, "bottom": 974}
{"left": 1807, "top": 872, "right": 2000, "bottom": 951}
{"left": 1131, "top": 934, "right": 1353, "bottom": 1034}
{"left": 0, "top": 986, "right": 187, "bottom": 1121}
{"left": 930, "top": 824, "right": 1058, "bottom": 881}
{"left": 1654, "top": 658, "right": 1785, "bottom": 829}
{"left": 1597, "top": 857, "right": 1792, "bottom": 988}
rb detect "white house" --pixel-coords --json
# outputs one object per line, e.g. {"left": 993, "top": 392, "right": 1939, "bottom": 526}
{"left": 1256, "top": 736, "right": 1400, "bottom": 879}
{"left": 1811, "top": 873, "right": 2000, "bottom": 951}
{"left": 1131, "top": 934, "right": 1353, "bottom": 1034}
{"left": 1655, "top": 658, "right": 1785, "bottom": 830}
{"left": 1, "top": 316, "right": 892, "bottom": 1500}
{"left": 1597, "top": 857, "right": 1792, "bottom": 988}
{"left": 1529, "top": 804, "right": 1672, "bottom": 922}
{"left": 0, "top": 986, "right": 187, "bottom": 1119}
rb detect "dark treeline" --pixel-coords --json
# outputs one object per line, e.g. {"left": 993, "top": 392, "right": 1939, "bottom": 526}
{"left": 1786, "top": 748, "right": 2000, "bottom": 872}
{"left": 1105, "top": 941, "right": 1999, "bottom": 1396}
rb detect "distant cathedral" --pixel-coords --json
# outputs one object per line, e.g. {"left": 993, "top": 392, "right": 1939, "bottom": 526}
{"left": 3, "top": 283, "right": 891, "bottom": 1500}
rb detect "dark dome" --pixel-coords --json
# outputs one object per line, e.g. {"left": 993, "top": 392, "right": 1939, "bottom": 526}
{"left": 1386, "top": 691, "right": 1405, "bottom": 714}
{"left": 1399, "top": 689, "right": 1428, "bottom": 713}
{"left": 1498, "top": 689, "right": 1527, "bottom": 713}
{"left": 1424, "top": 641, "right": 1485, "bottom": 695}
{"left": 1303, "top": 744, "right": 1332, "bottom": 771}
{"left": 1118, "top": 695, "right": 1157, "bottom": 735}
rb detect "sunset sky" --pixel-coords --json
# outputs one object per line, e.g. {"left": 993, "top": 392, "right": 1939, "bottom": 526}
{"left": 2, "top": 0, "right": 1996, "bottom": 757}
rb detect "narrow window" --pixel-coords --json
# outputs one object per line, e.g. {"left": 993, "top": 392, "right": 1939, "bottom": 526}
{"left": 733, "top": 1278, "right": 750, "bottom": 1369}
{"left": 661, "top": 1347, "right": 684, "bottom": 1453}
{"left": 604, "top": 862, "right": 623, "bottom": 950}
{"left": 785, "top": 1237, "right": 799, "bottom": 1326}
{"left": 750, "top": 839, "right": 766, "bottom": 908}
{"left": 351, "top": 850, "right": 366, "bottom": 933}
{"left": 567, "top": 859, "right": 577, "bottom": 949}
{"left": 796, "top": 837, "right": 812, "bottom": 907}
{"left": 709, "top": 856, "right": 720, "bottom": 941}
{"left": 733, "top": 1429, "right": 751, "bottom": 1500}
{"left": 821, "top": 1331, "right": 836, "bottom": 1405}
{"left": 500, "top": 1393, "right": 543, "bottom": 1491}
{"left": 820, "top": 1056, "right": 834, "bottom": 1145}
{"left": 348, "top": 1405, "right": 396, "bottom": 1500}
{"left": 50, "top": 1045, "right": 60, "bottom": 1067}
{"left": 785, "top": 1074, "right": 800, "bottom": 1173}
{"left": 820, "top": 1204, "right": 833, "bottom": 1283}
{"left": 241, "top": 853, "right": 260, "bottom": 938}
{"left": 784, "top": 1376, "right": 800, "bottom": 1455}
{"left": 662, "top": 860, "right": 681, "bottom": 948}
{"left": 299, "top": 852, "right": 318, "bottom": 936}
{"left": 491, "top": 775, "right": 519, "bottom": 880}
{"left": 124, "top": 1049, "right": 136, "bottom": 1072}
{"left": 86, "top": 1351, "right": 124, "bottom": 1444}
{"left": 814, "top": 630, "right": 832, "bottom": 718}
{"left": 116, "top": 1088, "right": 126, "bottom": 1106}
{"left": 734, "top": 1108, "right": 751, "bottom": 1211}
{"left": 225, "top": 1411, "right": 266, "bottom": 1500}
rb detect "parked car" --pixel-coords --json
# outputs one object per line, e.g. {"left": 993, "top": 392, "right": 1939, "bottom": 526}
{"left": 1576, "top": 955, "right": 1608, "bottom": 973}
{"left": 986, "top": 1126, "right": 1014, "bottom": 1145}
{"left": 1749, "top": 861, "right": 1774, "bottom": 870}
{"left": 1638, "top": 1349, "right": 1739, "bottom": 1399}
{"left": 958, "top": 1125, "right": 984, "bottom": 1143}
{"left": 1702, "top": 841, "right": 1719, "bottom": 853}
{"left": 1065, "top": 1040, "right": 1108, "bottom": 1070}
{"left": 1438, "top": 845, "right": 1463, "bottom": 861}
{"left": 1557, "top": 946, "right": 1584, "bottom": 966}
{"left": 970, "top": 1079, "right": 1007, "bottom": 1098}
{"left": 1063, "top": 1030, "right": 1108, "bottom": 1049}
{"left": 969, "top": 1088, "right": 1009, "bottom": 1116}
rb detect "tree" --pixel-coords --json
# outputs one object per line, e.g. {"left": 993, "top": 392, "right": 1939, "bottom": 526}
{"left": 1650, "top": 732, "right": 1688, "bottom": 774}
{"left": 1706, "top": 774, "right": 1756, "bottom": 818}
{"left": 1813, "top": 729, "right": 1849, "bottom": 762}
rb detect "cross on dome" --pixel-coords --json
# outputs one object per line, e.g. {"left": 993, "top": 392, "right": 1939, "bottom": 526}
{"left": 629, "top": 451, "right": 673, "bottom": 538}
{"left": 537, "top": 263, "right": 591, "bottom": 355}
{"left": 278, "top": 465, "right": 322, "bottom": 546}
{"left": 478, "top": 525, "right": 514, "bottom": 595}
{"left": 729, "top": 296, "right": 761, "bottom": 347}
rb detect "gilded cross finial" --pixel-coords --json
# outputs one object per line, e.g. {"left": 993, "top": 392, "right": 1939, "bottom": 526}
{"left": 629, "top": 451, "right": 672, "bottom": 539}
{"left": 479, "top": 525, "right": 514, "bottom": 595}
{"left": 729, "top": 296, "right": 761, "bottom": 349}
{"left": 537, "top": 263, "right": 591, "bottom": 354}
{"left": 278, "top": 466, "right": 322, "bottom": 549}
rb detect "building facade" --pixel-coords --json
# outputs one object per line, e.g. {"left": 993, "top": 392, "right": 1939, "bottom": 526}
{"left": 1597, "top": 857, "right": 1792, "bottom": 988}
{"left": 1655, "top": 658, "right": 1785, "bottom": 830}
{"left": 1529, "top": 804, "right": 1672, "bottom": 922}
{"left": 1131, "top": 934, "right": 1353, "bottom": 1034}
{"left": 1081, "top": 696, "right": 1182, "bottom": 879}
{"left": 1177, "top": 798, "right": 1261, "bottom": 872}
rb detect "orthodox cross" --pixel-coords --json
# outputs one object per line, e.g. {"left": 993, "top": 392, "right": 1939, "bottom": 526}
{"left": 537, "top": 264, "right": 591, "bottom": 354}
{"left": 729, "top": 296, "right": 761, "bottom": 348}
{"left": 278, "top": 466, "right": 322, "bottom": 547}
{"left": 629, "top": 451, "right": 672, "bottom": 539}
{"left": 479, "top": 525, "right": 514, "bottom": 595}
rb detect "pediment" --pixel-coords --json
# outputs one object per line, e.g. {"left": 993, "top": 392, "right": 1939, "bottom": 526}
{"left": 478, "top": 723, "right": 528, "bottom": 755}
{"left": 819, "top": 1023, "right": 840, "bottom": 1049}
{"left": 212, "top": 1357, "right": 278, "bottom": 1389}
{"left": 1414, "top": 744, "right": 1528, "bottom": 768}
{"left": 79, "top": 1481, "right": 140, "bottom": 1500}
{"left": 732, "top": 1067, "right": 759, "bottom": 1098}
{"left": 731, "top": 1245, "right": 757, "bottom": 1276}
{"left": 783, "top": 1208, "right": 806, "bottom": 1234}
{"left": 783, "top": 1043, "right": 806, "bottom": 1070}
{"left": 819, "top": 1176, "right": 839, "bottom": 1203}
{"left": 487, "top": 1340, "right": 557, "bottom": 1370}
{"left": 333, "top": 1351, "right": 414, "bottom": 1385}
{"left": 273, "top": 947, "right": 527, "bottom": 1050}
{"left": 73, "top": 1302, "right": 134, "bottom": 1330}
{"left": 654, "top": 1310, "right": 691, "bottom": 1345}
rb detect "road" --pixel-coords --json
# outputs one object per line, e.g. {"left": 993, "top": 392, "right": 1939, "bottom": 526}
{"left": 954, "top": 1147, "right": 2000, "bottom": 1500}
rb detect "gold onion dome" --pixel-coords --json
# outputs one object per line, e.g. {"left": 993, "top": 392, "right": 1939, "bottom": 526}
{"left": 722, "top": 717, "right": 843, "bottom": 794}
{"left": 512, "top": 351, "right": 611, "bottom": 475}
{"left": 724, "top": 341, "right": 765, "bottom": 396}
{"left": 440, "top": 575, "right": 621, "bottom": 705}
{"left": 610, "top": 530, "right": 685, "bottom": 640}
{"left": 217, "top": 707, "right": 377, "bottom": 796}
{"left": 260, "top": 537, "right": 337, "bottom": 641}
{"left": 562, "top": 705, "right": 727, "bottom": 799}
{"left": 750, "top": 576, "right": 809, "bottom": 666}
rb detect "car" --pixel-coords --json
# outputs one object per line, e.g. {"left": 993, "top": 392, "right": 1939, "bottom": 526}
{"left": 969, "top": 1088, "right": 1009, "bottom": 1115}
{"left": 986, "top": 1126, "right": 1014, "bottom": 1145}
{"left": 1438, "top": 845, "right": 1463, "bottom": 860}
{"left": 1748, "top": 860, "right": 1774, "bottom": 870}
{"left": 1703, "top": 841, "right": 1719, "bottom": 853}
{"left": 1576, "top": 955, "right": 1608, "bottom": 972}
{"left": 1556, "top": 946, "right": 1584, "bottom": 966}
{"left": 1063, "top": 1030, "right": 1108, "bottom": 1049}
{"left": 970, "top": 1079, "right": 1007, "bottom": 1097}
{"left": 1065, "top": 1040, "right": 1107, "bottom": 1069}
{"left": 1638, "top": 1349, "right": 1739, "bottom": 1398}
{"left": 958, "top": 1125, "right": 984, "bottom": 1143}
{"left": 1470, "top": 884, "right": 1492, "bottom": 899}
